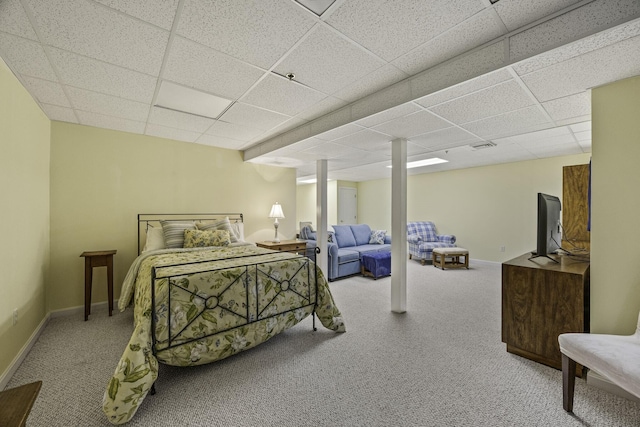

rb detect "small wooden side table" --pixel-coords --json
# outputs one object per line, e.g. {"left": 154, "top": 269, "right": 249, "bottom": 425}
{"left": 256, "top": 239, "right": 307, "bottom": 253}
{"left": 80, "top": 250, "right": 116, "bottom": 321}
{"left": 0, "top": 380, "right": 42, "bottom": 426}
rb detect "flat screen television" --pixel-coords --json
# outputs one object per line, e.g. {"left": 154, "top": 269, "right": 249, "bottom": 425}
{"left": 530, "top": 193, "right": 562, "bottom": 262}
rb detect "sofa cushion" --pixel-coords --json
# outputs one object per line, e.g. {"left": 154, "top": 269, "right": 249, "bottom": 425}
{"left": 351, "top": 224, "right": 372, "bottom": 246}
{"left": 336, "top": 248, "right": 360, "bottom": 264}
{"left": 333, "top": 225, "right": 357, "bottom": 248}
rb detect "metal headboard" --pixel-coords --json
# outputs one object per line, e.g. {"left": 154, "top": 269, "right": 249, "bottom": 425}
{"left": 138, "top": 213, "right": 244, "bottom": 255}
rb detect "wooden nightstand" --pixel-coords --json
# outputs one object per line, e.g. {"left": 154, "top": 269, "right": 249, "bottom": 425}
{"left": 80, "top": 250, "right": 117, "bottom": 321}
{"left": 256, "top": 239, "right": 307, "bottom": 253}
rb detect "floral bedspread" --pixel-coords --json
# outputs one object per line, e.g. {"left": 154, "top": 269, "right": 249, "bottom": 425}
{"left": 102, "top": 245, "right": 345, "bottom": 425}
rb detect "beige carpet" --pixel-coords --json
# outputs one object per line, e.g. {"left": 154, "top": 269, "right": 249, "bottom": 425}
{"left": 7, "top": 259, "right": 640, "bottom": 426}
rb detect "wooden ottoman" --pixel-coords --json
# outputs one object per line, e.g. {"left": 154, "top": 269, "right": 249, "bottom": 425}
{"left": 361, "top": 251, "right": 391, "bottom": 279}
{"left": 432, "top": 248, "right": 469, "bottom": 270}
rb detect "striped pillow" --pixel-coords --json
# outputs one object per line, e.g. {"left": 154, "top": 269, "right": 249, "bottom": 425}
{"left": 196, "top": 217, "right": 239, "bottom": 244}
{"left": 160, "top": 221, "right": 196, "bottom": 248}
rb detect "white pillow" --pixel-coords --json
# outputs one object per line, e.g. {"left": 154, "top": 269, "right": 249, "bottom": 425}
{"left": 143, "top": 226, "right": 166, "bottom": 252}
{"left": 230, "top": 221, "right": 245, "bottom": 242}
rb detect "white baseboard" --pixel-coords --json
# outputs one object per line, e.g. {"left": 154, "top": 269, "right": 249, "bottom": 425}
{"left": 587, "top": 370, "right": 640, "bottom": 403}
{"left": 49, "top": 300, "right": 115, "bottom": 319}
{"left": 0, "top": 313, "right": 50, "bottom": 390}
{"left": 1, "top": 300, "right": 119, "bottom": 389}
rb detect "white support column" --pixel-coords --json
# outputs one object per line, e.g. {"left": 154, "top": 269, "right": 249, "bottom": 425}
{"left": 316, "top": 160, "right": 328, "bottom": 277}
{"left": 391, "top": 138, "right": 407, "bottom": 313}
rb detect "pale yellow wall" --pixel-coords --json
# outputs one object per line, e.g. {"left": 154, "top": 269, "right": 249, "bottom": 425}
{"left": 591, "top": 75, "right": 640, "bottom": 334}
{"left": 294, "top": 180, "right": 340, "bottom": 230}
{"left": 358, "top": 153, "right": 591, "bottom": 262}
{"left": 0, "top": 60, "right": 50, "bottom": 377}
{"left": 49, "top": 122, "right": 296, "bottom": 312}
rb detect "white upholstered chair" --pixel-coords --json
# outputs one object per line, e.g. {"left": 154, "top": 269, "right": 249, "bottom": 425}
{"left": 558, "top": 312, "right": 640, "bottom": 412}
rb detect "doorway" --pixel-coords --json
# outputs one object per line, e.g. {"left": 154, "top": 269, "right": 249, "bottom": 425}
{"left": 338, "top": 187, "right": 357, "bottom": 225}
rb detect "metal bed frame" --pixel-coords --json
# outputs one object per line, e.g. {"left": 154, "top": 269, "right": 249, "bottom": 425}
{"left": 137, "top": 213, "right": 320, "bottom": 395}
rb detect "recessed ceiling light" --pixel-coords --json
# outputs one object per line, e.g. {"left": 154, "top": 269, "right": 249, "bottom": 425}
{"left": 387, "top": 158, "right": 449, "bottom": 169}
{"left": 155, "top": 81, "right": 232, "bottom": 119}
{"left": 294, "top": 0, "right": 338, "bottom": 16}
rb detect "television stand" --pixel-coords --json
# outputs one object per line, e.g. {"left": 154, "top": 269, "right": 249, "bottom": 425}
{"left": 528, "top": 252, "right": 559, "bottom": 263}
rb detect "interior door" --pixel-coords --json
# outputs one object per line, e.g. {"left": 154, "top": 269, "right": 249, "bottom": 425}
{"left": 338, "top": 187, "right": 357, "bottom": 225}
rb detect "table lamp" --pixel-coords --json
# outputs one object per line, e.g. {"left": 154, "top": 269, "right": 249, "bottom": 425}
{"left": 268, "top": 202, "right": 285, "bottom": 242}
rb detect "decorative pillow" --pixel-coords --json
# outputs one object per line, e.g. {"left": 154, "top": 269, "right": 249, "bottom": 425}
{"left": 327, "top": 231, "right": 335, "bottom": 243}
{"left": 142, "top": 226, "right": 166, "bottom": 252}
{"left": 369, "top": 230, "right": 387, "bottom": 245}
{"left": 183, "top": 229, "right": 230, "bottom": 248}
{"left": 196, "top": 217, "right": 238, "bottom": 244}
{"left": 160, "top": 221, "right": 196, "bottom": 249}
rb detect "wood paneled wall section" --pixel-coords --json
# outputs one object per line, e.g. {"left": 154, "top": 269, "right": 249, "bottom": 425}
{"left": 562, "top": 164, "right": 591, "bottom": 251}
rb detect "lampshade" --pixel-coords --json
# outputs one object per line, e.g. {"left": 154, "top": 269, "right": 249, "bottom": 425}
{"left": 269, "top": 202, "right": 285, "bottom": 219}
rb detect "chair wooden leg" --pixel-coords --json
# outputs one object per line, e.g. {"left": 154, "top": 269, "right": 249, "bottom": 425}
{"left": 562, "top": 353, "right": 576, "bottom": 412}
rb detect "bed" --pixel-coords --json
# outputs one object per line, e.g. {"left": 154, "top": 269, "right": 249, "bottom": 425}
{"left": 102, "top": 214, "right": 346, "bottom": 425}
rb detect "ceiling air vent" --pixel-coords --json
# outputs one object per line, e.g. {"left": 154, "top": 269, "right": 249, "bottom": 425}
{"left": 470, "top": 141, "right": 497, "bottom": 150}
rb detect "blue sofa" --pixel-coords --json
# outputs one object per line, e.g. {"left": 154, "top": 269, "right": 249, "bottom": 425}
{"left": 302, "top": 224, "right": 391, "bottom": 281}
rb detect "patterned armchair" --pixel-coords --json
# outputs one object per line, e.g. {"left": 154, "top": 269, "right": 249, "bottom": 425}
{"left": 406, "top": 221, "right": 456, "bottom": 265}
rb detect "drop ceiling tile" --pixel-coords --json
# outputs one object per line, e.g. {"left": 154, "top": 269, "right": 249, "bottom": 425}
{"left": 40, "top": 104, "right": 77, "bottom": 123}
{"left": 493, "top": 126, "right": 571, "bottom": 144}
{"left": 493, "top": 0, "right": 582, "bottom": 32}
{"left": 393, "top": 8, "right": 506, "bottom": 76}
{"left": 220, "top": 102, "right": 291, "bottom": 131}
{"left": 521, "top": 34, "right": 640, "bottom": 103}
{"left": 177, "top": 0, "right": 315, "bottom": 69}
{"left": 372, "top": 111, "right": 451, "bottom": 139}
{"left": 406, "top": 142, "right": 433, "bottom": 156}
{"left": 48, "top": 47, "right": 157, "bottom": 104}
{"left": 66, "top": 86, "right": 150, "bottom": 122}
{"left": 148, "top": 107, "right": 215, "bottom": 133}
{"left": 410, "top": 41, "right": 506, "bottom": 100}
{"left": 207, "top": 120, "right": 263, "bottom": 141}
{"left": 146, "top": 123, "right": 201, "bottom": 143}
{"left": 288, "top": 137, "right": 325, "bottom": 151}
{"left": 327, "top": 0, "right": 484, "bottom": 61}
{"left": 93, "top": 0, "right": 179, "bottom": 30}
{"left": 409, "top": 127, "right": 480, "bottom": 149}
{"left": 514, "top": 132, "right": 577, "bottom": 149}
{"left": 578, "top": 140, "right": 592, "bottom": 151}
{"left": 0, "top": 0, "right": 38, "bottom": 40}
{"left": 429, "top": 80, "right": 535, "bottom": 124}
{"left": 528, "top": 144, "right": 584, "bottom": 158}
{"left": 355, "top": 103, "right": 421, "bottom": 128}
{"left": 315, "top": 123, "right": 365, "bottom": 141}
{"left": 0, "top": 33, "right": 57, "bottom": 81}
{"left": 241, "top": 74, "right": 326, "bottom": 116}
{"left": 20, "top": 76, "right": 71, "bottom": 107}
{"left": 542, "top": 91, "right": 591, "bottom": 122}
{"left": 333, "top": 64, "right": 409, "bottom": 103}
{"left": 570, "top": 121, "right": 591, "bottom": 133}
{"left": 554, "top": 114, "right": 591, "bottom": 127}
{"left": 513, "top": 19, "right": 640, "bottom": 76}
{"left": 573, "top": 130, "right": 592, "bottom": 142}
{"left": 350, "top": 81, "right": 413, "bottom": 122}
{"left": 296, "top": 97, "right": 347, "bottom": 121}
{"left": 509, "top": 0, "right": 640, "bottom": 61}
{"left": 332, "top": 129, "right": 392, "bottom": 152}
{"left": 461, "top": 105, "right": 551, "bottom": 139}
{"left": 24, "top": 0, "right": 168, "bottom": 75}
{"left": 164, "top": 36, "right": 264, "bottom": 100}
{"left": 415, "top": 69, "right": 512, "bottom": 108}
{"left": 275, "top": 25, "right": 385, "bottom": 95}
{"left": 196, "top": 134, "right": 247, "bottom": 150}
{"left": 76, "top": 110, "right": 145, "bottom": 134}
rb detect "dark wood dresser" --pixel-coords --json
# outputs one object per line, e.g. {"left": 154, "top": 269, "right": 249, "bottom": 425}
{"left": 502, "top": 252, "right": 590, "bottom": 376}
